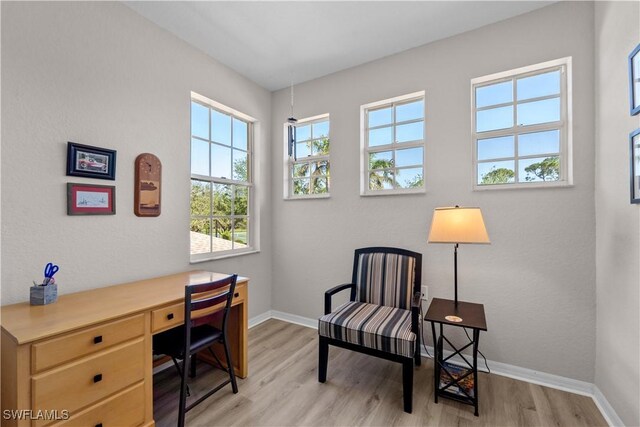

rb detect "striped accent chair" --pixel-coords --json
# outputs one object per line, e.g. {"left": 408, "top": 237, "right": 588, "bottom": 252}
{"left": 318, "top": 247, "right": 422, "bottom": 413}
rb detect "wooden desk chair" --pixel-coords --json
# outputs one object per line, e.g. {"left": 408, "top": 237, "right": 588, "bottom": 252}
{"left": 318, "top": 247, "right": 422, "bottom": 413}
{"left": 153, "top": 274, "right": 239, "bottom": 427}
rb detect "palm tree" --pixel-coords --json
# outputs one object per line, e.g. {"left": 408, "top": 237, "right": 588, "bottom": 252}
{"left": 369, "top": 158, "right": 394, "bottom": 190}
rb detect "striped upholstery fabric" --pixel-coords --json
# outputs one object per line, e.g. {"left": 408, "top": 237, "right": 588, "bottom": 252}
{"left": 355, "top": 252, "right": 416, "bottom": 310}
{"left": 318, "top": 301, "right": 416, "bottom": 358}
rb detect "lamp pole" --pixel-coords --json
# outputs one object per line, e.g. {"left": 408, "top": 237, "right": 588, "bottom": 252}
{"left": 454, "top": 243, "right": 459, "bottom": 306}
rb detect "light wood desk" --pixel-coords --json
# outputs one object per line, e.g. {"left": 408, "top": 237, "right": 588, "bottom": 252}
{"left": 1, "top": 271, "right": 248, "bottom": 427}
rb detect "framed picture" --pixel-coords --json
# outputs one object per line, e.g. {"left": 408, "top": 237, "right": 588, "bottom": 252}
{"left": 66, "top": 142, "right": 116, "bottom": 180}
{"left": 631, "top": 129, "right": 640, "bottom": 204}
{"left": 67, "top": 183, "right": 116, "bottom": 215}
{"left": 630, "top": 43, "right": 640, "bottom": 116}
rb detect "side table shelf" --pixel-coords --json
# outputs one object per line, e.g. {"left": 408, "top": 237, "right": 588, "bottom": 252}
{"left": 424, "top": 298, "right": 487, "bottom": 416}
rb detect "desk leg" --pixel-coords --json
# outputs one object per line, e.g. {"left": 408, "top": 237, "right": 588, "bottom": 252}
{"left": 430, "top": 321, "right": 438, "bottom": 404}
{"left": 473, "top": 329, "right": 479, "bottom": 416}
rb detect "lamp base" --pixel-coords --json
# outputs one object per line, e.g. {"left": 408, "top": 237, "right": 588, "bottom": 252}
{"left": 445, "top": 315, "right": 463, "bottom": 323}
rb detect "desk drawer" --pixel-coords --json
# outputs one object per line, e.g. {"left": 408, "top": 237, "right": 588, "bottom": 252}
{"left": 32, "top": 315, "right": 145, "bottom": 373}
{"left": 151, "top": 283, "right": 246, "bottom": 334}
{"left": 32, "top": 338, "right": 145, "bottom": 426}
{"left": 54, "top": 382, "right": 145, "bottom": 427}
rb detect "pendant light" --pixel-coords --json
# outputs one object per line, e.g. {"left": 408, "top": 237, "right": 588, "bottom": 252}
{"left": 287, "top": 81, "right": 297, "bottom": 161}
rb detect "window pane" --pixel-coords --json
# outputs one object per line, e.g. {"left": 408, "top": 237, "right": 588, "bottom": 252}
{"left": 517, "top": 70, "right": 560, "bottom": 101}
{"left": 211, "top": 110, "right": 231, "bottom": 145}
{"left": 476, "top": 105, "right": 513, "bottom": 132}
{"left": 296, "top": 141, "right": 311, "bottom": 158}
{"left": 476, "top": 81, "right": 513, "bottom": 108}
{"left": 369, "top": 127, "right": 393, "bottom": 146}
{"left": 232, "top": 149, "right": 248, "bottom": 181}
{"left": 212, "top": 218, "right": 232, "bottom": 250}
{"left": 296, "top": 124, "right": 311, "bottom": 141}
{"left": 191, "top": 138, "right": 209, "bottom": 176}
{"left": 190, "top": 218, "right": 211, "bottom": 255}
{"left": 312, "top": 177, "right": 329, "bottom": 194}
{"left": 369, "top": 170, "right": 394, "bottom": 190}
{"left": 517, "top": 97, "right": 560, "bottom": 126}
{"left": 396, "top": 100, "right": 424, "bottom": 122}
{"left": 369, "top": 151, "right": 394, "bottom": 170}
{"left": 233, "top": 218, "right": 248, "bottom": 247}
{"left": 233, "top": 118, "right": 248, "bottom": 150}
{"left": 396, "top": 147, "right": 423, "bottom": 167}
{"left": 518, "top": 130, "right": 560, "bottom": 156}
{"left": 293, "top": 162, "right": 310, "bottom": 178}
{"left": 519, "top": 156, "right": 560, "bottom": 182}
{"left": 213, "top": 184, "right": 231, "bottom": 216}
{"left": 312, "top": 138, "right": 330, "bottom": 155}
{"left": 191, "top": 102, "right": 209, "bottom": 139}
{"left": 396, "top": 167, "right": 423, "bottom": 189}
{"left": 313, "top": 121, "right": 329, "bottom": 138}
{"left": 190, "top": 180, "right": 210, "bottom": 216}
{"left": 312, "top": 160, "right": 329, "bottom": 176}
{"left": 368, "top": 107, "right": 393, "bottom": 128}
{"left": 478, "top": 160, "right": 515, "bottom": 185}
{"left": 396, "top": 121, "right": 423, "bottom": 143}
{"left": 477, "top": 136, "right": 514, "bottom": 161}
{"left": 211, "top": 144, "right": 231, "bottom": 178}
{"left": 293, "top": 178, "right": 310, "bottom": 195}
{"left": 233, "top": 186, "right": 248, "bottom": 216}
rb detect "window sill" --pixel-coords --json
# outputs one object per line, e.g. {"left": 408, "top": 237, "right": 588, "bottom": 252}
{"left": 284, "top": 194, "right": 331, "bottom": 201}
{"left": 190, "top": 249, "right": 260, "bottom": 264}
{"left": 473, "top": 181, "right": 573, "bottom": 191}
{"left": 360, "top": 188, "right": 426, "bottom": 197}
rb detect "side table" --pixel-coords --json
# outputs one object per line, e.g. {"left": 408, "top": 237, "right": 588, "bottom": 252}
{"left": 424, "top": 297, "right": 487, "bottom": 416}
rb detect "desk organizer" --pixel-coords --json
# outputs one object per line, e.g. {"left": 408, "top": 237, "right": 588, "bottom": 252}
{"left": 30, "top": 283, "right": 58, "bottom": 305}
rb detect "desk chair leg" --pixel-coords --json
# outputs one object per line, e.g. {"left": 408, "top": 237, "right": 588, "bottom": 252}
{"left": 178, "top": 356, "right": 190, "bottom": 427}
{"left": 402, "top": 359, "right": 413, "bottom": 413}
{"left": 222, "top": 338, "right": 238, "bottom": 393}
{"left": 189, "top": 354, "right": 197, "bottom": 378}
{"left": 318, "top": 336, "right": 329, "bottom": 383}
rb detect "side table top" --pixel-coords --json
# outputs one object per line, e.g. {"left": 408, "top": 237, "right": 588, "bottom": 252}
{"left": 424, "top": 298, "right": 487, "bottom": 331}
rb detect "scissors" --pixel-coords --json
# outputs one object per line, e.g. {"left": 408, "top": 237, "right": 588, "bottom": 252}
{"left": 43, "top": 262, "right": 59, "bottom": 285}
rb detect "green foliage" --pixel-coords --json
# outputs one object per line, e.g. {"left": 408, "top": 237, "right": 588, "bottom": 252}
{"left": 481, "top": 167, "right": 515, "bottom": 185}
{"left": 292, "top": 160, "right": 330, "bottom": 195}
{"left": 369, "top": 158, "right": 394, "bottom": 190}
{"left": 190, "top": 179, "right": 248, "bottom": 243}
{"left": 524, "top": 157, "right": 559, "bottom": 182}
{"left": 405, "top": 173, "right": 424, "bottom": 188}
{"left": 234, "top": 157, "right": 248, "bottom": 181}
{"left": 312, "top": 138, "right": 330, "bottom": 155}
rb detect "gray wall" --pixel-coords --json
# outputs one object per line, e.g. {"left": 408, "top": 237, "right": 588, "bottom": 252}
{"left": 0, "top": 1, "right": 273, "bottom": 318}
{"left": 271, "top": 1, "right": 597, "bottom": 382}
{"left": 594, "top": 2, "right": 640, "bottom": 426}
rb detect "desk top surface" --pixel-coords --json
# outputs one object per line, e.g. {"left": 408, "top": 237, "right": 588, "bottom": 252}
{"left": 424, "top": 298, "right": 487, "bottom": 331}
{"left": 0, "top": 271, "right": 248, "bottom": 345}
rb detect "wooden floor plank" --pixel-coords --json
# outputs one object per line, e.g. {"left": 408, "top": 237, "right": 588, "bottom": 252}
{"left": 153, "top": 320, "right": 607, "bottom": 427}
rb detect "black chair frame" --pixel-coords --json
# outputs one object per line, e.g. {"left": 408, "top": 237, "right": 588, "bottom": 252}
{"left": 319, "top": 247, "right": 422, "bottom": 413}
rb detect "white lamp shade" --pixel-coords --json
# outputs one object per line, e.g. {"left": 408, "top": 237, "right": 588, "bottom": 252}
{"left": 428, "top": 206, "right": 490, "bottom": 244}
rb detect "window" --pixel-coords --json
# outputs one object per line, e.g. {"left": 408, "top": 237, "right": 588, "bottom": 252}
{"left": 361, "top": 91, "right": 425, "bottom": 195}
{"left": 190, "top": 93, "right": 255, "bottom": 260}
{"left": 285, "top": 115, "right": 330, "bottom": 198}
{"left": 472, "top": 57, "right": 572, "bottom": 189}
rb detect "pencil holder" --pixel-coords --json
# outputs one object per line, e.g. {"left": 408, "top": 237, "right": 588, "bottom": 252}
{"left": 30, "top": 283, "right": 58, "bottom": 305}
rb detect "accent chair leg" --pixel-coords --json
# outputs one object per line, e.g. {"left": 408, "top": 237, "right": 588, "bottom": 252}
{"left": 402, "top": 359, "right": 413, "bottom": 413}
{"left": 415, "top": 334, "right": 421, "bottom": 366}
{"left": 318, "top": 336, "right": 329, "bottom": 383}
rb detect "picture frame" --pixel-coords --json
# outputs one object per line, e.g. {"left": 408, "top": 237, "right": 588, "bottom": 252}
{"left": 66, "top": 142, "right": 116, "bottom": 180}
{"left": 631, "top": 128, "right": 640, "bottom": 204}
{"left": 67, "top": 183, "right": 116, "bottom": 215}
{"left": 629, "top": 43, "right": 640, "bottom": 116}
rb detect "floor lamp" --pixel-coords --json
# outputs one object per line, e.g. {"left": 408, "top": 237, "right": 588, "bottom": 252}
{"left": 427, "top": 206, "right": 490, "bottom": 321}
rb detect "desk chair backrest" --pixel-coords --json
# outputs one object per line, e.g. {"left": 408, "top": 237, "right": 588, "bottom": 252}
{"left": 352, "top": 247, "right": 421, "bottom": 310}
{"left": 185, "top": 274, "right": 238, "bottom": 335}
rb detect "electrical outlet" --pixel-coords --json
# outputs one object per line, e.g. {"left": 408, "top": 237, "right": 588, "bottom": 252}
{"left": 421, "top": 285, "right": 428, "bottom": 301}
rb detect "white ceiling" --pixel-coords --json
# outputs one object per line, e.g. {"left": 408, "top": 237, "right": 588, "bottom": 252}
{"left": 125, "top": 1, "right": 554, "bottom": 91}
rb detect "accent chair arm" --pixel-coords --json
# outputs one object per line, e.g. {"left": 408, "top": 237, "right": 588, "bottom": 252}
{"left": 324, "top": 283, "right": 356, "bottom": 314}
{"left": 411, "top": 291, "right": 421, "bottom": 334}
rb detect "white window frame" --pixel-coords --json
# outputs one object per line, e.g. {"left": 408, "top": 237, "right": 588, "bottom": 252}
{"left": 360, "top": 91, "right": 426, "bottom": 196}
{"left": 471, "top": 57, "right": 573, "bottom": 190}
{"left": 283, "top": 113, "right": 331, "bottom": 200}
{"left": 190, "top": 92, "right": 257, "bottom": 262}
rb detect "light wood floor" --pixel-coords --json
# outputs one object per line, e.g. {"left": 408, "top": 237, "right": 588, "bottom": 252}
{"left": 153, "top": 319, "right": 607, "bottom": 427}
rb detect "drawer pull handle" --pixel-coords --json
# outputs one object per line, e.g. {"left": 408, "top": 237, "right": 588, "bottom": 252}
{"left": 94, "top": 335, "right": 103, "bottom": 344}
{"left": 234, "top": 293, "right": 239, "bottom": 298}
{"left": 93, "top": 374, "right": 102, "bottom": 383}
{"left": 96, "top": 424, "right": 103, "bottom": 427}
{"left": 167, "top": 313, "right": 174, "bottom": 320}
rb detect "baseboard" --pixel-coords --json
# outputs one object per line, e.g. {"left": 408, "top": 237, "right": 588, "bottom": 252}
{"left": 248, "top": 310, "right": 623, "bottom": 427}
